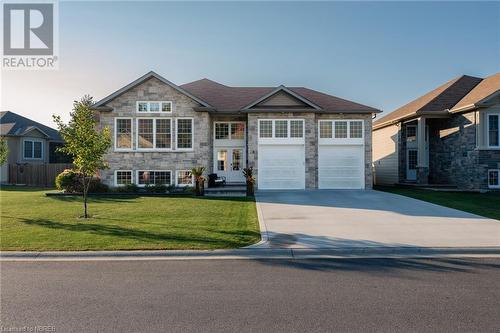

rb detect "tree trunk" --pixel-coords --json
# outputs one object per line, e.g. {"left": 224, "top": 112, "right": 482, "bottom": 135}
{"left": 82, "top": 174, "right": 89, "bottom": 218}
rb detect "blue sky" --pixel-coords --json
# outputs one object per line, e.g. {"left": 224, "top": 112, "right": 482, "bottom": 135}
{"left": 1, "top": 1, "right": 499, "bottom": 126}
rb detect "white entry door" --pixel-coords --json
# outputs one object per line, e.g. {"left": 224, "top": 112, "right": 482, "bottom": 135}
{"left": 214, "top": 148, "right": 245, "bottom": 183}
{"left": 319, "top": 145, "right": 365, "bottom": 189}
{"left": 258, "top": 144, "right": 305, "bottom": 190}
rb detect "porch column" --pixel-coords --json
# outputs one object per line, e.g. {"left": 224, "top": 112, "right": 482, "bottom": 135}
{"left": 416, "top": 116, "right": 429, "bottom": 184}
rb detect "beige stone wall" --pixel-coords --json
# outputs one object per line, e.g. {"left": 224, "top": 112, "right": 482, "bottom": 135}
{"left": 372, "top": 124, "right": 399, "bottom": 185}
{"left": 98, "top": 77, "right": 210, "bottom": 186}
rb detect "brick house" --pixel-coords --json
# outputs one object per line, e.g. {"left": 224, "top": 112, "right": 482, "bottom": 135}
{"left": 373, "top": 73, "right": 500, "bottom": 190}
{"left": 92, "top": 71, "right": 380, "bottom": 190}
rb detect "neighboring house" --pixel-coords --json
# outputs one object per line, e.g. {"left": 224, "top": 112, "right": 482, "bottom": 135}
{"left": 0, "top": 111, "right": 69, "bottom": 183}
{"left": 92, "top": 71, "right": 380, "bottom": 190}
{"left": 373, "top": 73, "right": 500, "bottom": 190}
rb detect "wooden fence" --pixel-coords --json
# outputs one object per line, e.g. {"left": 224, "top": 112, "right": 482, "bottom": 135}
{"left": 8, "top": 163, "right": 73, "bottom": 187}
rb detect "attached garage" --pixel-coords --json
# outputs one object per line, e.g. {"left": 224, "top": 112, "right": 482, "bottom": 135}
{"left": 318, "top": 119, "right": 365, "bottom": 189}
{"left": 319, "top": 145, "right": 364, "bottom": 189}
{"left": 257, "top": 119, "right": 305, "bottom": 190}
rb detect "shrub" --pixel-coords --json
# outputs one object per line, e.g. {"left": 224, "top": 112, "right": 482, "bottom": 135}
{"left": 115, "top": 183, "right": 139, "bottom": 193}
{"left": 55, "top": 169, "right": 108, "bottom": 193}
{"left": 145, "top": 183, "right": 167, "bottom": 193}
{"left": 55, "top": 169, "right": 81, "bottom": 193}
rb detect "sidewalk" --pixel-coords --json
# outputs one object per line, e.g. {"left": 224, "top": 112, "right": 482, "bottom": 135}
{"left": 2, "top": 247, "right": 500, "bottom": 261}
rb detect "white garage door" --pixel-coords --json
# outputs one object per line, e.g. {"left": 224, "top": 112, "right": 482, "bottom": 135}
{"left": 258, "top": 145, "right": 305, "bottom": 189}
{"left": 319, "top": 145, "right": 364, "bottom": 189}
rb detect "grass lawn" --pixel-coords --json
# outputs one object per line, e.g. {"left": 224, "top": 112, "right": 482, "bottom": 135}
{"left": 0, "top": 187, "right": 260, "bottom": 251}
{"left": 375, "top": 185, "right": 500, "bottom": 220}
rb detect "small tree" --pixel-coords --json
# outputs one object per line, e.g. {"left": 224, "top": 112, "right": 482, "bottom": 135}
{"left": 0, "top": 137, "right": 8, "bottom": 165}
{"left": 53, "top": 95, "right": 111, "bottom": 218}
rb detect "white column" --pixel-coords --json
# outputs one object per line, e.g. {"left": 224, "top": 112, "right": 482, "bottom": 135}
{"left": 417, "top": 117, "right": 427, "bottom": 167}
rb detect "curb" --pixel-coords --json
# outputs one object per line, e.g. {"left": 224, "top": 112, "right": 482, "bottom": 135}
{"left": 2, "top": 247, "right": 500, "bottom": 261}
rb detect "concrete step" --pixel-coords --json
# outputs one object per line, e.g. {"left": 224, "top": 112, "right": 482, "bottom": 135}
{"left": 204, "top": 186, "right": 247, "bottom": 197}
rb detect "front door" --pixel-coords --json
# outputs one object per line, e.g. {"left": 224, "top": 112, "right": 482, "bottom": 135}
{"left": 214, "top": 148, "right": 245, "bottom": 183}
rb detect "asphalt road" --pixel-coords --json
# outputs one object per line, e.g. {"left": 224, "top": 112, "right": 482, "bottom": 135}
{"left": 1, "top": 258, "right": 500, "bottom": 332}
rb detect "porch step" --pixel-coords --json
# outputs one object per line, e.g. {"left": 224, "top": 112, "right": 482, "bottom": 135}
{"left": 204, "top": 186, "right": 247, "bottom": 197}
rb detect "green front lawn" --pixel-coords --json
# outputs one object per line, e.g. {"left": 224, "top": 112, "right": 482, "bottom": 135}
{"left": 0, "top": 187, "right": 260, "bottom": 251}
{"left": 375, "top": 185, "right": 500, "bottom": 220}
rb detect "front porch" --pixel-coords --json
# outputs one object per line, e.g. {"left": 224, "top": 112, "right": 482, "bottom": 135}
{"left": 399, "top": 111, "right": 481, "bottom": 188}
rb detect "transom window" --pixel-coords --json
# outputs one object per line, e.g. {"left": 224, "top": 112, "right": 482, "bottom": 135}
{"left": 290, "top": 120, "right": 304, "bottom": 138}
{"left": 115, "top": 118, "right": 132, "bottom": 149}
{"left": 176, "top": 118, "right": 193, "bottom": 150}
{"left": 319, "top": 121, "right": 332, "bottom": 138}
{"left": 137, "top": 101, "right": 173, "bottom": 113}
{"left": 115, "top": 170, "right": 132, "bottom": 186}
{"left": 275, "top": 120, "right": 288, "bottom": 138}
{"left": 230, "top": 123, "right": 245, "bottom": 140}
{"left": 215, "top": 122, "right": 245, "bottom": 140}
{"left": 406, "top": 125, "right": 417, "bottom": 142}
{"left": 259, "top": 119, "right": 304, "bottom": 139}
{"left": 23, "top": 139, "right": 43, "bottom": 159}
{"left": 319, "top": 120, "right": 364, "bottom": 139}
{"left": 136, "top": 118, "right": 172, "bottom": 150}
{"left": 488, "top": 114, "right": 499, "bottom": 147}
{"left": 259, "top": 120, "right": 273, "bottom": 138}
{"left": 215, "top": 123, "right": 229, "bottom": 140}
{"left": 137, "top": 170, "right": 172, "bottom": 186}
{"left": 334, "top": 121, "right": 348, "bottom": 138}
{"left": 176, "top": 170, "right": 193, "bottom": 186}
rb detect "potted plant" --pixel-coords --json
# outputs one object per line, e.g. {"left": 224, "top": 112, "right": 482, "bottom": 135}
{"left": 191, "top": 167, "right": 206, "bottom": 196}
{"left": 243, "top": 167, "right": 256, "bottom": 196}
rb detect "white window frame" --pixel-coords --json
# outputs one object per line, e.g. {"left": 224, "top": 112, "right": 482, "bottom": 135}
{"left": 114, "top": 170, "right": 133, "bottom": 187}
{"left": 487, "top": 113, "right": 500, "bottom": 148}
{"left": 176, "top": 170, "right": 194, "bottom": 187}
{"left": 136, "top": 101, "right": 173, "bottom": 113}
{"left": 175, "top": 118, "right": 194, "bottom": 151}
{"left": 488, "top": 169, "right": 500, "bottom": 189}
{"left": 213, "top": 121, "right": 246, "bottom": 142}
{"left": 22, "top": 138, "right": 44, "bottom": 160}
{"left": 258, "top": 119, "right": 305, "bottom": 145}
{"left": 114, "top": 117, "right": 133, "bottom": 151}
{"left": 136, "top": 170, "right": 173, "bottom": 187}
{"left": 136, "top": 117, "right": 173, "bottom": 152}
{"left": 318, "top": 120, "right": 364, "bottom": 145}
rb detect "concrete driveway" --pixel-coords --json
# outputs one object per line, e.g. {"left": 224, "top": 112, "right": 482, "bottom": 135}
{"left": 254, "top": 190, "right": 500, "bottom": 249}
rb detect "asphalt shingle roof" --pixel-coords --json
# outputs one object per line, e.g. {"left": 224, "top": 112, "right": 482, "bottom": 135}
{"left": 373, "top": 75, "right": 483, "bottom": 128}
{"left": 0, "top": 111, "right": 62, "bottom": 141}
{"left": 180, "top": 78, "right": 379, "bottom": 113}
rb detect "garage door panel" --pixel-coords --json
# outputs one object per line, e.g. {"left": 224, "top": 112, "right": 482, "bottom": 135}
{"left": 258, "top": 145, "right": 305, "bottom": 190}
{"left": 319, "top": 145, "right": 364, "bottom": 189}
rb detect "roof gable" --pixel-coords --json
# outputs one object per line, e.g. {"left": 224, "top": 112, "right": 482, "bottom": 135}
{"left": 452, "top": 73, "right": 500, "bottom": 111}
{"left": 0, "top": 111, "right": 62, "bottom": 141}
{"left": 374, "top": 75, "right": 483, "bottom": 128}
{"left": 93, "top": 71, "right": 212, "bottom": 109}
{"left": 242, "top": 86, "right": 321, "bottom": 110}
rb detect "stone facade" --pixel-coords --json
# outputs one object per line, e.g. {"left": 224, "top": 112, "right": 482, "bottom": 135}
{"left": 98, "top": 77, "right": 210, "bottom": 186}
{"left": 396, "top": 110, "right": 500, "bottom": 190}
{"left": 97, "top": 77, "right": 374, "bottom": 189}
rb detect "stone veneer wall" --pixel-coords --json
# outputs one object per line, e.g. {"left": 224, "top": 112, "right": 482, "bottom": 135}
{"left": 428, "top": 112, "right": 480, "bottom": 189}
{"left": 247, "top": 112, "right": 373, "bottom": 189}
{"left": 98, "top": 77, "right": 210, "bottom": 187}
